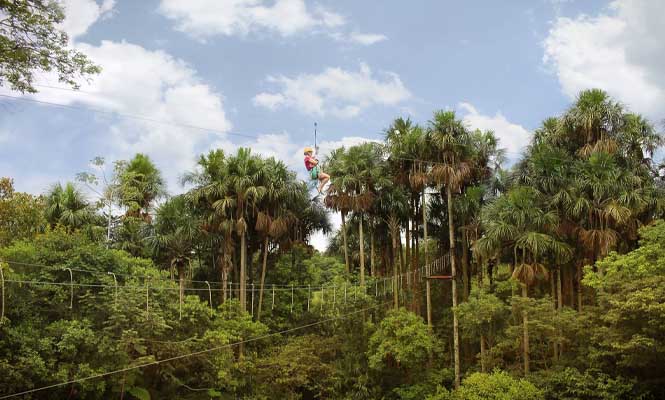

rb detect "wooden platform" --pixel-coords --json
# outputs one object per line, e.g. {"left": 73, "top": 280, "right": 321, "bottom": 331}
{"left": 427, "top": 275, "right": 452, "bottom": 280}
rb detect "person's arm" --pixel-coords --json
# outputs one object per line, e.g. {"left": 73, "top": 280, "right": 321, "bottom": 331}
{"left": 311, "top": 158, "right": 319, "bottom": 166}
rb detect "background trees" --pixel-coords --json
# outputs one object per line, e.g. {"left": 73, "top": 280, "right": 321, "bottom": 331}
{"left": 0, "top": 88, "right": 663, "bottom": 399}
{"left": 0, "top": 0, "right": 100, "bottom": 94}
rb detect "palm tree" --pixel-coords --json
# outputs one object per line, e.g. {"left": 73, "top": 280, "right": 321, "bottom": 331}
{"left": 147, "top": 195, "right": 200, "bottom": 319}
{"left": 255, "top": 158, "right": 300, "bottom": 320}
{"left": 116, "top": 153, "right": 165, "bottom": 221}
{"left": 476, "top": 186, "right": 571, "bottom": 375}
{"left": 184, "top": 149, "right": 235, "bottom": 303}
{"left": 558, "top": 88, "right": 624, "bottom": 157}
{"left": 343, "top": 143, "right": 388, "bottom": 286}
{"left": 427, "top": 110, "right": 471, "bottom": 388}
{"left": 386, "top": 118, "right": 429, "bottom": 289}
{"left": 224, "top": 149, "right": 266, "bottom": 312}
{"left": 374, "top": 183, "right": 409, "bottom": 308}
{"left": 325, "top": 147, "right": 353, "bottom": 274}
{"left": 44, "top": 182, "right": 93, "bottom": 230}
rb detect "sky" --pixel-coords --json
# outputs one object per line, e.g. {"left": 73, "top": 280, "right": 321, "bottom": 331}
{"left": 1, "top": 0, "right": 664, "bottom": 250}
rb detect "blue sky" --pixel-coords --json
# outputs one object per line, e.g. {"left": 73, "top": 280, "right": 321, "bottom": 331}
{"left": 1, "top": 0, "right": 664, "bottom": 247}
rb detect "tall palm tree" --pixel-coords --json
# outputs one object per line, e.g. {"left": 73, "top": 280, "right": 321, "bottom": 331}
{"left": 224, "top": 149, "right": 266, "bottom": 312}
{"left": 374, "top": 183, "right": 409, "bottom": 308}
{"left": 476, "top": 186, "right": 571, "bottom": 375}
{"left": 116, "top": 153, "right": 165, "bottom": 221}
{"left": 427, "top": 110, "right": 472, "bottom": 388}
{"left": 558, "top": 88, "right": 624, "bottom": 157}
{"left": 386, "top": 118, "right": 430, "bottom": 288}
{"left": 147, "top": 195, "right": 200, "bottom": 319}
{"left": 44, "top": 182, "right": 93, "bottom": 230}
{"left": 255, "top": 158, "right": 300, "bottom": 320}
{"left": 325, "top": 147, "right": 353, "bottom": 274}
{"left": 343, "top": 143, "right": 389, "bottom": 286}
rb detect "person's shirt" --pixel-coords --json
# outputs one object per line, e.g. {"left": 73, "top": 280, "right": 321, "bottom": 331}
{"left": 304, "top": 155, "right": 317, "bottom": 171}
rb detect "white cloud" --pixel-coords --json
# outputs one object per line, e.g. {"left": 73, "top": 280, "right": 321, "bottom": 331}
{"left": 62, "top": 41, "right": 231, "bottom": 190}
{"left": 459, "top": 102, "right": 531, "bottom": 156}
{"left": 6, "top": 0, "right": 233, "bottom": 192}
{"left": 345, "top": 32, "right": 388, "bottom": 46}
{"left": 543, "top": 0, "right": 665, "bottom": 118}
{"left": 252, "top": 92, "right": 285, "bottom": 110}
{"left": 60, "top": 0, "right": 115, "bottom": 40}
{"left": 158, "top": 0, "right": 345, "bottom": 39}
{"left": 253, "top": 63, "right": 411, "bottom": 118}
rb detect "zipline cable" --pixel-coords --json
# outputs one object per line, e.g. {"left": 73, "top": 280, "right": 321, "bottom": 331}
{"left": 3, "top": 259, "right": 333, "bottom": 288}
{"left": 0, "top": 94, "right": 258, "bottom": 140}
{"left": 0, "top": 299, "right": 393, "bottom": 399}
{"left": 0, "top": 93, "right": 534, "bottom": 161}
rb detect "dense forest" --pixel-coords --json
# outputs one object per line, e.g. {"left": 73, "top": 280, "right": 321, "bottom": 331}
{"left": 2, "top": 87, "right": 665, "bottom": 399}
{"left": 2, "top": 1, "right": 665, "bottom": 399}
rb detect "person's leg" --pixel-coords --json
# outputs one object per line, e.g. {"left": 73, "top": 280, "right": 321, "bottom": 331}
{"left": 317, "top": 172, "right": 330, "bottom": 193}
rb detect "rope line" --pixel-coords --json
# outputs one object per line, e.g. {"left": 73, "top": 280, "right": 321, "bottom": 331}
{"left": 0, "top": 93, "right": 531, "bottom": 163}
{"left": 1, "top": 256, "right": 448, "bottom": 317}
{"left": 3, "top": 259, "right": 346, "bottom": 288}
{"left": 0, "top": 299, "right": 392, "bottom": 399}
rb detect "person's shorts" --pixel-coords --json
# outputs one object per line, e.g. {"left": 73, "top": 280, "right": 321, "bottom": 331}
{"left": 310, "top": 166, "right": 319, "bottom": 180}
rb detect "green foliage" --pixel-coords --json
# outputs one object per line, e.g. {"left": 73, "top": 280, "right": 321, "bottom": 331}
{"left": 44, "top": 181, "right": 94, "bottom": 230}
{"left": 116, "top": 154, "right": 165, "bottom": 218}
{"left": 530, "top": 368, "right": 636, "bottom": 400}
{"left": 0, "top": 0, "right": 101, "bottom": 93}
{"left": 428, "top": 370, "right": 542, "bottom": 400}
{"left": 252, "top": 335, "right": 340, "bottom": 399}
{"left": 368, "top": 308, "right": 435, "bottom": 372}
{"left": 457, "top": 288, "right": 509, "bottom": 339}
{"left": 581, "top": 221, "right": 665, "bottom": 394}
{"left": 0, "top": 177, "right": 46, "bottom": 247}
{"left": 2, "top": 88, "right": 665, "bottom": 399}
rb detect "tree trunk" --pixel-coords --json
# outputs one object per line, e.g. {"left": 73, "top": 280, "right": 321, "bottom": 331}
{"left": 426, "top": 279, "right": 432, "bottom": 329}
{"left": 257, "top": 236, "right": 269, "bottom": 321}
{"left": 359, "top": 215, "right": 365, "bottom": 286}
{"left": 422, "top": 190, "right": 429, "bottom": 266}
{"left": 447, "top": 186, "right": 460, "bottom": 389}
{"left": 178, "top": 262, "right": 185, "bottom": 320}
{"left": 370, "top": 228, "right": 375, "bottom": 277}
{"left": 393, "top": 231, "right": 399, "bottom": 309}
{"left": 341, "top": 212, "right": 350, "bottom": 273}
{"left": 413, "top": 198, "right": 419, "bottom": 277}
{"left": 577, "top": 264, "right": 583, "bottom": 312}
{"left": 405, "top": 218, "right": 411, "bottom": 284}
{"left": 219, "top": 250, "right": 227, "bottom": 304}
{"left": 399, "top": 235, "right": 405, "bottom": 276}
{"left": 551, "top": 269, "right": 558, "bottom": 362}
{"left": 480, "top": 334, "right": 487, "bottom": 373}
{"left": 568, "top": 265, "right": 575, "bottom": 307}
{"left": 240, "top": 232, "right": 247, "bottom": 312}
{"left": 462, "top": 233, "right": 469, "bottom": 301}
{"left": 557, "top": 265, "right": 563, "bottom": 358}
{"left": 522, "top": 283, "right": 530, "bottom": 375}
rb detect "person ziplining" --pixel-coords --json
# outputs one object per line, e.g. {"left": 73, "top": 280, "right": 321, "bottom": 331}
{"left": 304, "top": 146, "right": 330, "bottom": 196}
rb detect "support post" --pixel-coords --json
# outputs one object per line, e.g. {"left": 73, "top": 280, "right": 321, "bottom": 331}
{"left": 426, "top": 279, "right": 432, "bottom": 330}
{"left": 145, "top": 277, "right": 150, "bottom": 320}
{"left": 107, "top": 272, "right": 118, "bottom": 305}
{"left": 65, "top": 268, "right": 73, "bottom": 309}
{"left": 205, "top": 281, "right": 213, "bottom": 317}
{"left": 251, "top": 283, "right": 255, "bottom": 317}
{"left": 0, "top": 262, "right": 4, "bottom": 324}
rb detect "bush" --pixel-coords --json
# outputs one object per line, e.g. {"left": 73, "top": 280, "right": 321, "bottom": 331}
{"left": 428, "top": 370, "right": 542, "bottom": 400}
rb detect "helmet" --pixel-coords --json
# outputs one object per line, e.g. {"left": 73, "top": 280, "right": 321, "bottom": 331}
{"left": 303, "top": 146, "right": 314, "bottom": 154}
